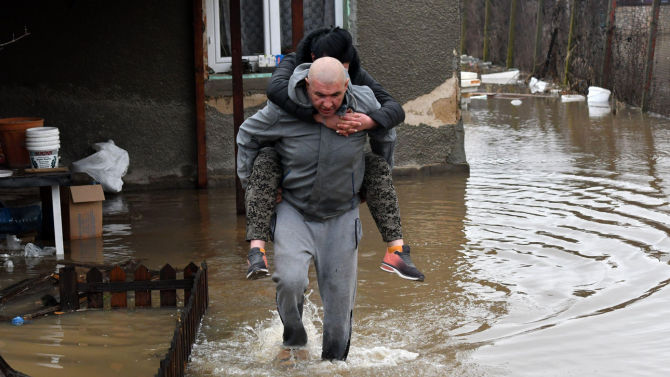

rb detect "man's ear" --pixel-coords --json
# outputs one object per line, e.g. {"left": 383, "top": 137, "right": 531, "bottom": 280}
{"left": 305, "top": 78, "right": 310, "bottom": 89}
{"left": 344, "top": 78, "right": 349, "bottom": 90}
{"left": 311, "top": 53, "right": 316, "bottom": 62}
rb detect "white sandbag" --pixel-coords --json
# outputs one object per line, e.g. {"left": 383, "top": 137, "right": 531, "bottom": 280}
{"left": 71, "top": 140, "right": 129, "bottom": 193}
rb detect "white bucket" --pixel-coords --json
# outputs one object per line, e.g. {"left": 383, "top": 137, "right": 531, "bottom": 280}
{"left": 26, "top": 135, "right": 60, "bottom": 143}
{"left": 26, "top": 127, "right": 59, "bottom": 138}
{"left": 461, "top": 71, "right": 478, "bottom": 80}
{"left": 26, "top": 144, "right": 60, "bottom": 169}
{"left": 26, "top": 140, "right": 61, "bottom": 148}
{"left": 587, "top": 86, "right": 611, "bottom": 103}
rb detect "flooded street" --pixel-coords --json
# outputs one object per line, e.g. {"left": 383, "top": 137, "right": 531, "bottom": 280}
{"left": 2, "top": 97, "right": 670, "bottom": 376}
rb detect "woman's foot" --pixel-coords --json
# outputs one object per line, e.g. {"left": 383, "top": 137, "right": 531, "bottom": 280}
{"left": 380, "top": 245, "right": 425, "bottom": 281}
{"left": 246, "top": 247, "right": 270, "bottom": 279}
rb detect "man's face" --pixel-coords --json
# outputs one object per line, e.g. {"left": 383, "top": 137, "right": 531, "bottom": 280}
{"left": 306, "top": 78, "right": 349, "bottom": 117}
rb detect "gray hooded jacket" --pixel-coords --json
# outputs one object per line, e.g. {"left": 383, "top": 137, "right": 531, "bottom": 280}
{"left": 237, "top": 63, "right": 396, "bottom": 220}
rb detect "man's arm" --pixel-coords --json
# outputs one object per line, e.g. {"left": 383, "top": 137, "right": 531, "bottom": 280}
{"left": 236, "top": 106, "right": 282, "bottom": 189}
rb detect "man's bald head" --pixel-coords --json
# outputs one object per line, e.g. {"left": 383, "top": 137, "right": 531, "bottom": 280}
{"left": 305, "top": 57, "right": 350, "bottom": 117}
{"left": 307, "top": 57, "right": 347, "bottom": 86}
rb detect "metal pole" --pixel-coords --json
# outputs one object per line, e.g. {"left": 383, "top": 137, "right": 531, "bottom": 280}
{"left": 483, "top": 0, "right": 491, "bottom": 62}
{"left": 230, "top": 0, "right": 246, "bottom": 215}
{"left": 193, "top": 0, "right": 207, "bottom": 189}
{"left": 563, "top": 0, "right": 576, "bottom": 87}
{"left": 600, "top": 0, "right": 617, "bottom": 88}
{"left": 533, "top": 0, "right": 545, "bottom": 72}
{"left": 641, "top": 0, "right": 661, "bottom": 112}
{"left": 506, "top": 0, "right": 518, "bottom": 69}
{"left": 461, "top": 0, "right": 467, "bottom": 55}
{"left": 292, "top": 0, "right": 304, "bottom": 52}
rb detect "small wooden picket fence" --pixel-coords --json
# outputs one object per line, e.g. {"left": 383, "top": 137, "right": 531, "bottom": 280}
{"left": 57, "top": 261, "right": 209, "bottom": 377}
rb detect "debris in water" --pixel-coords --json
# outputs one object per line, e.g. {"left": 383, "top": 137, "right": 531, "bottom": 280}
{"left": 511, "top": 100, "right": 523, "bottom": 106}
{"left": 23, "top": 243, "right": 56, "bottom": 257}
{"left": 11, "top": 316, "right": 24, "bottom": 325}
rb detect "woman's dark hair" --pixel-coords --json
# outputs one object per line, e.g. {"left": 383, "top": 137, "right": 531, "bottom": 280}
{"left": 296, "top": 27, "right": 360, "bottom": 77}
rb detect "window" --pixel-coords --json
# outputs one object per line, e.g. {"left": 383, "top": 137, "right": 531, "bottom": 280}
{"left": 206, "top": 0, "right": 345, "bottom": 73}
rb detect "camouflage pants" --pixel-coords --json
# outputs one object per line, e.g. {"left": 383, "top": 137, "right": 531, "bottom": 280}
{"left": 245, "top": 147, "right": 403, "bottom": 243}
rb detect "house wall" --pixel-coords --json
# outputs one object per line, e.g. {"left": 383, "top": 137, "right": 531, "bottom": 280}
{"left": 0, "top": 0, "right": 198, "bottom": 190}
{"left": 350, "top": 0, "right": 468, "bottom": 175}
{"left": 204, "top": 0, "right": 468, "bottom": 185}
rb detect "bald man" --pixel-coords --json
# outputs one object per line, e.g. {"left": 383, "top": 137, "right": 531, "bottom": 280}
{"left": 237, "top": 57, "right": 396, "bottom": 360}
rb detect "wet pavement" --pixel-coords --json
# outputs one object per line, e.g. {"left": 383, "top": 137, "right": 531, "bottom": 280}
{"left": 2, "top": 96, "right": 670, "bottom": 376}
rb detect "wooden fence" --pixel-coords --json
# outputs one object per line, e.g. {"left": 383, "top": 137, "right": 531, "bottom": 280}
{"left": 156, "top": 261, "right": 209, "bottom": 377}
{"left": 56, "top": 261, "right": 209, "bottom": 377}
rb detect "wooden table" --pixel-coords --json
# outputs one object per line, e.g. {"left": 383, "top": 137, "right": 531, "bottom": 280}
{"left": 0, "top": 168, "right": 72, "bottom": 257}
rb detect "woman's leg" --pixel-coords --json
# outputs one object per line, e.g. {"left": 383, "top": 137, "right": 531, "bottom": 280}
{"left": 361, "top": 151, "right": 424, "bottom": 281}
{"left": 245, "top": 147, "right": 283, "bottom": 279}
{"left": 360, "top": 151, "right": 403, "bottom": 243}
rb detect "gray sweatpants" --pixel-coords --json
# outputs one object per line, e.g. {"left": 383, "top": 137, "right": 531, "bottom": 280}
{"left": 272, "top": 201, "right": 362, "bottom": 361}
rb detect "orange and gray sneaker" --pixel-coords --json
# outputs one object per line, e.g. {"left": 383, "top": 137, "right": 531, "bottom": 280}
{"left": 381, "top": 245, "right": 425, "bottom": 281}
{"left": 247, "top": 247, "right": 270, "bottom": 280}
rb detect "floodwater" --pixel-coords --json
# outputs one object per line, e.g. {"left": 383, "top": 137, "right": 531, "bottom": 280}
{"left": 2, "top": 97, "right": 670, "bottom": 376}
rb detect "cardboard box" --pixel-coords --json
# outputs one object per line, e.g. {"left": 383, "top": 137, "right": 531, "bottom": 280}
{"left": 61, "top": 185, "right": 105, "bottom": 240}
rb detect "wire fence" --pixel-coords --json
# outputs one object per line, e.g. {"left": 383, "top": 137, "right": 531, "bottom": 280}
{"left": 461, "top": 0, "right": 670, "bottom": 118}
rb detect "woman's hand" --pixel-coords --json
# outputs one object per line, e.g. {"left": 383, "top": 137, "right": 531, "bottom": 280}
{"left": 336, "top": 113, "right": 378, "bottom": 135}
{"left": 313, "top": 113, "right": 360, "bottom": 137}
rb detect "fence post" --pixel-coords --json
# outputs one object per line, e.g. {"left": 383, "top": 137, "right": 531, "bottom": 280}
{"left": 506, "top": 0, "right": 518, "bottom": 69}
{"left": 600, "top": 0, "right": 617, "bottom": 88}
{"left": 563, "top": 0, "right": 577, "bottom": 87}
{"left": 86, "top": 267, "right": 103, "bottom": 309}
{"left": 641, "top": 0, "right": 661, "bottom": 112}
{"left": 483, "top": 0, "right": 492, "bottom": 62}
{"left": 59, "top": 266, "right": 79, "bottom": 311}
{"left": 533, "top": 0, "right": 545, "bottom": 71}
{"left": 110, "top": 266, "right": 127, "bottom": 308}
{"left": 461, "top": 0, "right": 467, "bottom": 55}
{"left": 160, "top": 264, "right": 177, "bottom": 307}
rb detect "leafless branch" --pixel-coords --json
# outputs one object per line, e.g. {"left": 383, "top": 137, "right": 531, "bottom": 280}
{"left": 0, "top": 26, "right": 30, "bottom": 50}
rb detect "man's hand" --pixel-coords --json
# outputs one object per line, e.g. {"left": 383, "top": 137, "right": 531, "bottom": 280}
{"left": 276, "top": 188, "right": 282, "bottom": 204}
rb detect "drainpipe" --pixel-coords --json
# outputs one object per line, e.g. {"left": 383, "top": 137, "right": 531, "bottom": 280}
{"left": 193, "top": 0, "right": 207, "bottom": 189}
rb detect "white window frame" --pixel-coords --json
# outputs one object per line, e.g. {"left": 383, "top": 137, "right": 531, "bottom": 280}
{"left": 206, "top": 0, "right": 345, "bottom": 74}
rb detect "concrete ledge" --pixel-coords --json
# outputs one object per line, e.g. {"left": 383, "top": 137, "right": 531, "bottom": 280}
{"left": 205, "top": 75, "right": 270, "bottom": 98}
{"left": 392, "top": 163, "right": 470, "bottom": 179}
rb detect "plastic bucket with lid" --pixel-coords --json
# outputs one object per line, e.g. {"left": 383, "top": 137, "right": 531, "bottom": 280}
{"left": 26, "top": 135, "right": 60, "bottom": 143}
{"left": 26, "top": 144, "right": 60, "bottom": 169}
{"left": 26, "top": 127, "right": 59, "bottom": 138}
{"left": 26, "top": 139, "right": 60, "bottom": 148}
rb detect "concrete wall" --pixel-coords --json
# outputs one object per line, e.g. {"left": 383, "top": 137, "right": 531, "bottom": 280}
{"left": 350, "top": 0, "right": 468, "bottom": 175}
{"left": 0, "top": 0, "right": 197, "bottom": 190}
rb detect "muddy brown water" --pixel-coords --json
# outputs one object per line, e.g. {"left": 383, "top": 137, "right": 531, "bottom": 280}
{"left": 2, "top": 97, "right": 670, "bottom": 376}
